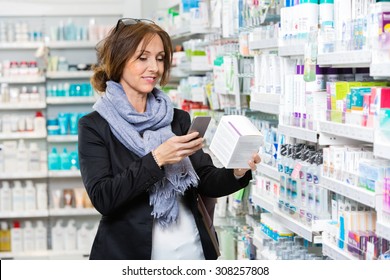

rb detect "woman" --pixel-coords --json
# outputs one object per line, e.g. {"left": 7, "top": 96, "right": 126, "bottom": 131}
{"left": 78, "top": 18, "right": 261, "bottom": 260}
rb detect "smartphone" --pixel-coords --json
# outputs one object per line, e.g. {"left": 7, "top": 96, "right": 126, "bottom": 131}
{"left": 187, "top": 116, "right": 211, "bottom": 138}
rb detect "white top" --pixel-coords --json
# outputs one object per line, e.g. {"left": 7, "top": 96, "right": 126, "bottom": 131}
{"left": 151, "top": 196, "right": 205, "bottom": 260}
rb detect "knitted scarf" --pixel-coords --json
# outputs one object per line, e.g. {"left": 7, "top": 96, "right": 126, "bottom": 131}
{"left": 93, "top": 81, "right": 199, "bottom": 227}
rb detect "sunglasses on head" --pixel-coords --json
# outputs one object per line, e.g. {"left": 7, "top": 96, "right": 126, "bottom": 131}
{"left": 114, "top": 18, "right": 155, "bottom": 32}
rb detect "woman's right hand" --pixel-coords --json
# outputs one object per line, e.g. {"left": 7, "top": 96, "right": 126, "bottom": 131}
{"left": 152, "top": 132, "right": 204, "bottom": 167}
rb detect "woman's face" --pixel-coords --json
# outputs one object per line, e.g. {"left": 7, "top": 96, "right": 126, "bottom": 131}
{"left": 120, "top": 34, "right": 165, "bottom": 97}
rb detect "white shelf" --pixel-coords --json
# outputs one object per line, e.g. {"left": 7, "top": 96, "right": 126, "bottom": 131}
{"left": 0, "top": 42, "right": 43, "bottom": 49}
{"left": 321, "top": 176, "right": 376, "bottom": 208}
{"left": 178, "top": 62, "right": 213, "bottom": 73}
{"left": 317, "top": 50, "right": 371, "bottom": 67}
{"left": 0, "top": 102, "right": 46, "bottom": 110}
{"left": 0, "top": 171, "right": 48, "bottom": 179}
{"left": 374, "top": 142, "right": 390, "bottom": 160}
{"left": 251, "top": 193, "right": 275, "bottom": 213}
{"left": 170, "top": 26, "right": 218, "bottom": 40}
{"left": 0, "top": 76, "right": 45, "bottom": 84}
{"left": 370, "top": 63, "right": 390, "bottom": 77}
{"left": 49, "top": 208, "right": 100, "bottom": 217}
{"left": 48, "top": 170, "right": 81, "bottom": 178}
{"left": 278, "top": 44, "right": 305, "bottom": 57}
{"left": 250, "top": 94, "right": 280, "bottom": 115}
{"left": 47, "top": 135, "right": 78, "bottom": 142}
{"left": 322, "top": 237, "right": 358, "bottom": 260}
{"left": 46, "top": 71, "right": 93, "bottom": 79}
{"left": 278, "top": 124, "right": 363, "bottom": 145}
{"left": 319, "top": 121, "right": 374, "bottom": 143}
{"left": 278, "top": 124, "right": 319, "bottom": 143}
{"left": 0, "top": 209, "right": 49, "bottom": 219}
{"left": 249, "top": 38, "right": 278, "bottom": 50}
{"left": 46, "top": 96, "right": 96, "bottom": 104}
{"left": 376, "top": 221, "right": 390, "bottom": 240}
{"left": 272, "top": 209, "right": 326, "bottom": 242}
{"left": 257, "top": 163, "right": 280, "bottom": 181}
{"left": 0, "top": 250, "right": 90, "bottom": 260}
{"left": 46, "top": 41, "right": 98, "bottom": 49}
{"left": 0, "top": 132, "right": 47, "bottom": 140}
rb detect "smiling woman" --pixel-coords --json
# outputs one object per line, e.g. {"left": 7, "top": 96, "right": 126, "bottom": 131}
{"left": 78, "top": 18, "right": 260, "bottom": 260}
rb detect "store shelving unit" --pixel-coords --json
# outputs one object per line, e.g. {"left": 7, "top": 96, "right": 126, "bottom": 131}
{"left": 318, "top": 121, "right": 374, "bottom": 143}
{"left": 257, "top": 163, "right": 280, "bottom": 182}
{"left": 250, "top": 94, "right": 280, "bottom": 115}
{"left": 249, "top": 38, "right": 278, "bottom": 51}
{"left": 376, "top": 221, "right": 390, "bottom": 240}
{"left": 317, "top": 50, "right": 371, "bottom": 67}
{"left": 320, "top": 176, "right": 377, "bottom": 208}
{"left": 0, "top": 210, "right": 49, "bottom": 219}
{"left": 48, "top": 170, "right": 81, "bottom": 178}
{"left": 322, "top": 237, "right": 358, "bottom": 260}
{"left": 0, "top": 171, "right": 48, "bottom": 180}
{"left": 0, "top": 102, "right": 46, "bottom": 110}
{"left": 278, "top": 44, "right": 305, "bottom": 57}
{"left": 251, "top": 193, "right": 275, "bottom": 214}
{"left": 46, "top": 96, "right": 96, "bottom": 105}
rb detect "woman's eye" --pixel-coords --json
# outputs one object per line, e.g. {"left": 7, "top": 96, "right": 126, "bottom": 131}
{"left": 157, "top": 57, "right": 164, "bottom": 62}
{"left": 139, "top": 57, "right": 147, "bottom": 61}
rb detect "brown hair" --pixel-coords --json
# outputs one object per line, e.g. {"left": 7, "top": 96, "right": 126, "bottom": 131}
{"left": 91, "top": 21, "right": 173, "bottom": 93}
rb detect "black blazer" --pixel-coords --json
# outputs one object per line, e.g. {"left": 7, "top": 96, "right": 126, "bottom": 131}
{"left": 78, "top": 108, "right": 252, "bottom": 260}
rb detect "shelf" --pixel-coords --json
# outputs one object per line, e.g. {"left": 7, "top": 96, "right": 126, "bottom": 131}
{"left": 0, "top": 209, "right": 49, "bottom": 219}
{"left": 49, "top": 208, "right": 100, "bottom": 217}
{"left": 278, "top": 124, "right": 318, "bottom": 143}
{"left": 170, "top": 26, "right": 218, "bottom": 40}
{"left": 317, "top": 50, "right": 371, "bottom": 67}
{"left": 319, "top": 121, "right": 374, "bottom": 143}
{"left": 272, "top": 209, "right": 326, "bottom": 242}
{"left": 0, "top": 132, "right": 47, "bottom": 140}
{"left": 178, "top": 62, "right": 213, "bottom": 73}
{"left": 376, "top": 221, "right": 390, "bottom": 240}
{"left": 0, "top": 171, "right": 48, "bottom": 179}
{"left": 322, "top": 237, "right": 358, "bottom": 260}
{"left": 370, "top": 63, "right": 390, "bottom": 77}
{"left": 47, "top": 135, "right": 78, "bottom": 142}
{"left": 257, "top": 163, "right": 280, "bottom": 181}
{"left": 46, "top": 96, "right": 96, "bottom": 104}
{"left": 46, "top": 71, "right": 93, "bottom": 79}
{"left": 46, "top": 41, "right": 98, "bottom": 49}
{"left": 0, "top": 250, "right": 90, "bottom": 260}
{"left": 278, "top": 124, "right": 363, "bottom": 145}
{"left": 0, "top": 76, "right": 45, "bottom": 84}
{"left": 250, "top": 94, "right": 280, "bottom": 115}
{"left": 0, "top": 102, "right": 46, "bottom": 110}
{"left": 0, "top": 42, "right": 43, "bottom": 49}
{"left": 321, "top": 176, "right": 376, "bottom": 208}
{"left": 278, "top": 44, "right": 305, "bottom": 57}
{"left": 249, "top": 38, "right": 278, "bottom": 50}
{"left": 374, "top": 142, "right": 390, "bottom": 160}
{"left": 48, "top": 170, "right": 81, "bottom": 178}
{"left": 251, "top": 193, "right": 275, "bottom": 213}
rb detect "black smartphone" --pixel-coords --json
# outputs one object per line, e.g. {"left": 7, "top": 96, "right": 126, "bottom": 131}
{"left": 187, "top": 116, "right": 211, "bottom": 138}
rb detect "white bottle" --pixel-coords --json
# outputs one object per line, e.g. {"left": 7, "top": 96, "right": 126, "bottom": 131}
{"left": 16, "top": 139, "right": 28, "bottom": 171}
{"left": 28, "top": 142, "right": 40, "bottom": 171}
{"left": 33, "top": 111, "right": 46, "bottom": 134}
{"left": 51, "top": 220, "right": 64, "bottom": 251}
{"left": 77, "top": 223, "right": 90, "bottom": 251}
{"left": 24, "top": 180, "right": 36, "bottom": 211}
{"left": 11, "top": 180, "right": 24, "bottom": 212}
{"left": 22, "top": 221, "right": 35, "bottom": 251}
{"left": 34, "top": 221, "right": 47, "bottom": 251}
{"left": 1, "top": 181, "right": 12, "bottom": 212}
{"left": 64, "top": 219, "right": 77, "bottom": 251}
{"left": 35, "top": 183, "right": 48, "bottom": 210}
{"left": 10, "top": 220, "right": 23, "bottom": 252}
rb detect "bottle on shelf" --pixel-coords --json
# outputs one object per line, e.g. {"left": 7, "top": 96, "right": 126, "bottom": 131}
{"left": 10, "top": 220, "right": 23, "bottom": 253}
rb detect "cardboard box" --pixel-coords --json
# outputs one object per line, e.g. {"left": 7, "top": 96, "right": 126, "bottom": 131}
{"left": 209, "top": 115, "right": 263, "bottom": 169}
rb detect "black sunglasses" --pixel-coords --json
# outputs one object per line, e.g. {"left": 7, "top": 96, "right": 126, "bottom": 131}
{"left": 114, "top": 18, "right": 155, "bottom": 32}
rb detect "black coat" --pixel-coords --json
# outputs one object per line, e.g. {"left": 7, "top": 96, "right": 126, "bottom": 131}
{"left": 78, "top": 108, "right": 252, "bottom": 259}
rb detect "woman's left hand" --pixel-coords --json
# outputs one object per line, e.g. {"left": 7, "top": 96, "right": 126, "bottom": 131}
{"left": 233, "top": 153, "right": 261, "bottom": 177}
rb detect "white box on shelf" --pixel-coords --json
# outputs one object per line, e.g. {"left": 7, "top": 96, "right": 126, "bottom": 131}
{"left": 209, "top": 115, "right": 263, "bottom": 169}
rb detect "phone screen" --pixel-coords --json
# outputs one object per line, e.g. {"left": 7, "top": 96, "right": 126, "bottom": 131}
{"left": 187, "top": 116, "right": 211, "bottom": 138}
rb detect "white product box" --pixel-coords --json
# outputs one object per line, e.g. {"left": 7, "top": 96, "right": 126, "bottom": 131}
{"left": 209, "top": 115, "right": 263, "bottom": 169}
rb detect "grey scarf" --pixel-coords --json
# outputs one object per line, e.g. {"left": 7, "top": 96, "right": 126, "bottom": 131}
{"left": 93, "top": 81, "right": 199, "bottom": 227}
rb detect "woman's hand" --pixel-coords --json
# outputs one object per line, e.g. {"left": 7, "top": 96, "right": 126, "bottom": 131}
{"left": 152, "top": 132, "right": 204, "bottom": 167}
{"left": 233, "top": 153, "right": 261, "bottom": 177}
